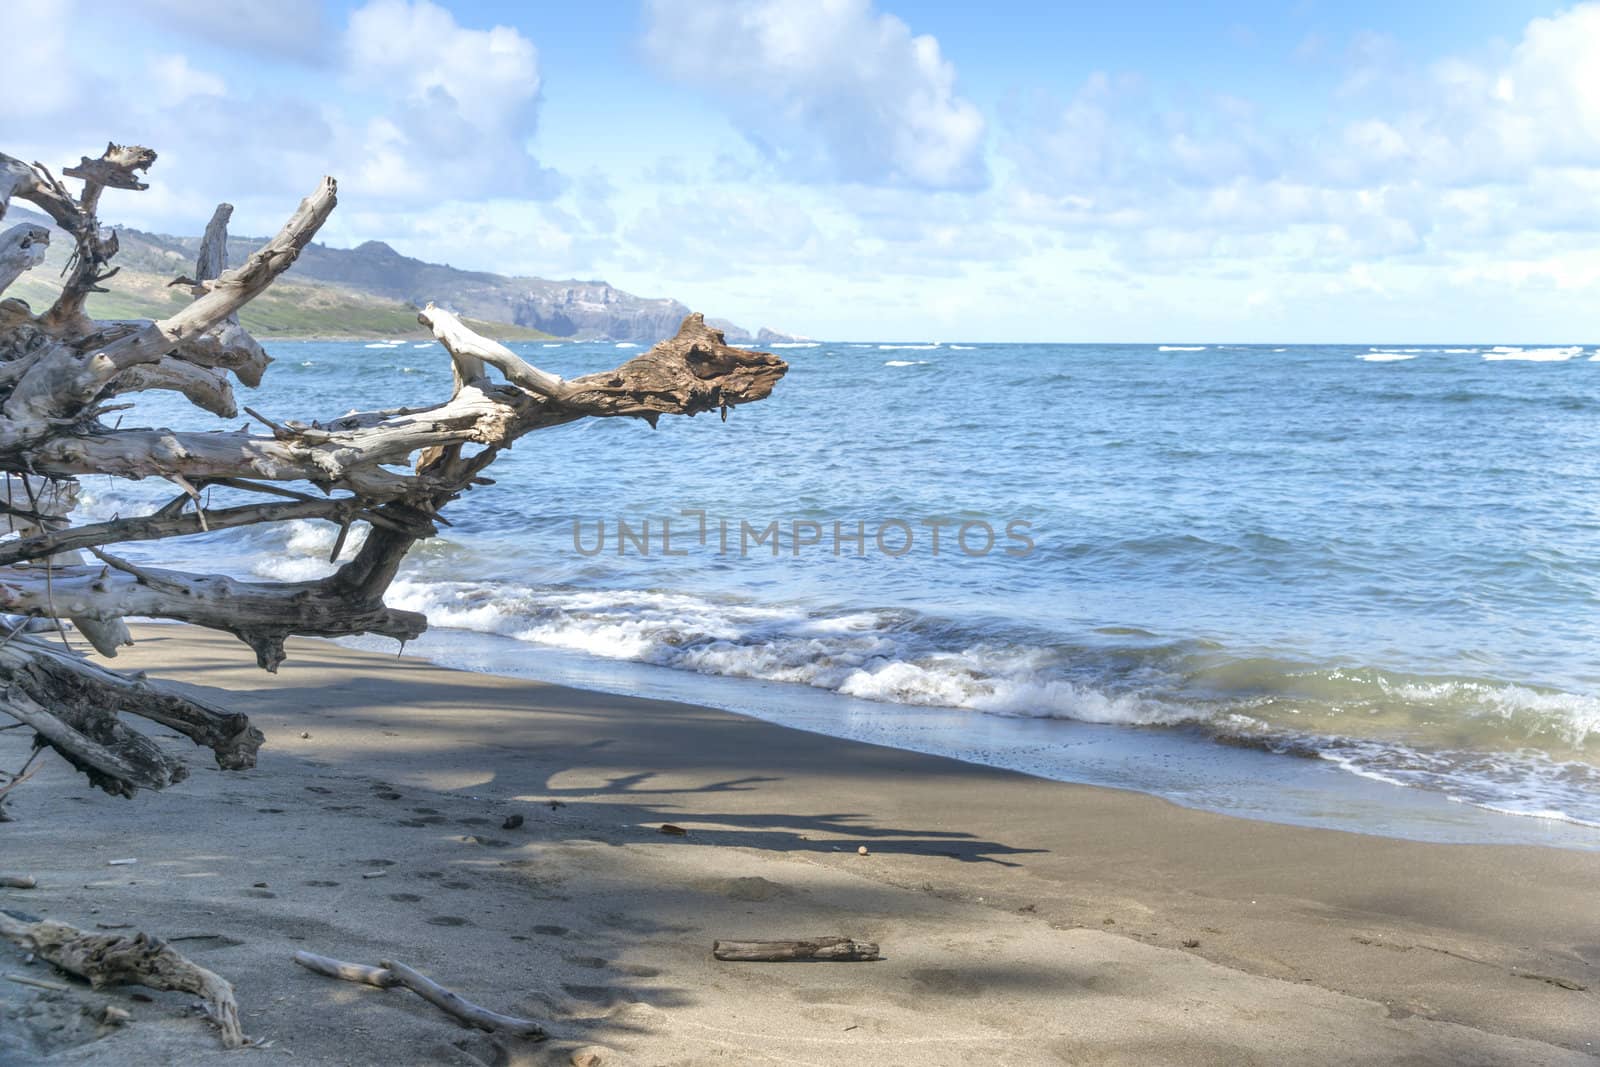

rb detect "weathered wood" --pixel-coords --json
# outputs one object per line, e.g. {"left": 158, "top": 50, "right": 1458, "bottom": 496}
{"left": 1, "top": 636, "right": 263, "bottom": 772}
{"left": 419, "top": 303, "right": 563, "bottom": 399}
{"left": 0, "top": 875, "right": 36, "bottom": 889}
{"left": 6, "top": 972, "right": 71, "bottom": 992}
{"left": 0, "top": 913, "right": 242, "bottom": 1047}
{"left": 292, "top": 950, "right": 399, "bottom": 988}
{"left": 294, "top": 950, "right": 546, "bottom": 1039}
{"left": 0, "top": 223, "right": 48, "bottom": 295}
{"left": 382, "top": 959, "right": 546, "bottom": 1038}
{"left": 0, "top": 139, "right": 786, "bottom": 798}
{"left": 43, "top": 145, "right": 156, "bottom": 334}
{"left": 711, "top": 937, "right": 882, "bottom": 962}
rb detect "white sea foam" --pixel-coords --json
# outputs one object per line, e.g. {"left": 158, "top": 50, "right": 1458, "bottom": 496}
{"left": 1158, "top": 345, "right": 1206, "bottom": 351}
{"left": 379, "top": 578, "right": 1204, "bottom": 729}
{"left": 542, "top": 343, "right": 564, "bottom": 347}
{"left": 615, "top": 342, "right": 638, "bottom": 349}
{"left": 413, "top": 342, "right": 434, "bottom": 348}
{"left": 1360, "top": 352, "right": 1416, "bottom": 362}
{"left": 884, "top": 360, "right": 929, "bottom": 367}
{"left": 1311, "top": 739, "right": 1600, "bottom": 828}
{"left": 250, "top": 519, "right": 369, "bottom": 582}
{"left": 1482, "top": 346, "right": 1581, "bottom": 361}
{"left": 879, "top": 343, "right": 940, "bottom": 350}
{"left": 768, "top": 342, "right": 820, "bottom": 348}
{"left": 364, "top": 342, "right": 400, "bottom": 349}
{"left": 950, "top": 345, "right": 977, "bottom": 350}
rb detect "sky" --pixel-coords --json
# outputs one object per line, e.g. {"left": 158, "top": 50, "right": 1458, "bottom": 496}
{"left": 4, "top": 0, "right": 1598, "bottom": 342}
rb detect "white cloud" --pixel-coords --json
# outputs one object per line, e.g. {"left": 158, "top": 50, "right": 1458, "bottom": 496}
{"left": 149, "top": 54, "right": 227, "bottom": 105}
{"left": 999, "top": 0, "right": 1600, "bottom": 306}
{"left": 343, "top": 0, "right": 558, "bottom": 201}
{"left": 346, "top": 0, "right": 540, "bottom": 131}
{"left": 642, "top": 0, "right": 986, "bottom": 190}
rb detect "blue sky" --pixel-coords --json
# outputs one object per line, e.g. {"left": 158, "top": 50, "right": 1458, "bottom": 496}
{"left": 5, "top": 1, "right": 1597, "bottom": 341}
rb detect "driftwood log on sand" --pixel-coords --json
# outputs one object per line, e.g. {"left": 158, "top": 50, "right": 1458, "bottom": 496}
{"left": 292, "top": 950, "right": 546, "bottom": 1039}
{"left": 0, "top": 913, "right": 242, "bottom": 1047}
{"left": 711, "top": 937, "right": 882, "bottom": 962}
{"left": 0, "top": 141, "right": 786, "bottom": 799}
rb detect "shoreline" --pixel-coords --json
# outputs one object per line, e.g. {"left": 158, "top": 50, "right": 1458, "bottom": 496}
{"left": 335, "top": 626, "right": 1600, "bottom": 852}
{"left": 2, "top": 625, "right": 1597, "bottom": 1064}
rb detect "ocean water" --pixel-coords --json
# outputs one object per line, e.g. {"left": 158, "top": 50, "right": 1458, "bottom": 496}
{"left": 78, "top": 340, "right": 1600, "bottom": 845}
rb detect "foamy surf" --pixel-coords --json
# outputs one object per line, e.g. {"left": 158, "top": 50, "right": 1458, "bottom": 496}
{"left": 885, "top": 360, "right": 929, "bottom": 367}
{"left": 367, "top": 570, "right": 1600, "bottom": 828}
{"left": 1482, "top": 346, "right": 1581, "bottom": 362}
{"left": 1360, "top": 352, "right": 1416, "bottom": 362}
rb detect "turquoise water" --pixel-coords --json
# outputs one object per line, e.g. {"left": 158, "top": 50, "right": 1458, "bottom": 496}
{"left": 87, "top": 339, "right": 1600, "bottom": 839}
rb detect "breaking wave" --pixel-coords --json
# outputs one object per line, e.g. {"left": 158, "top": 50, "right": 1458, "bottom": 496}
{"left": 369, "top": 572, "right": 1600, "bottom": 827}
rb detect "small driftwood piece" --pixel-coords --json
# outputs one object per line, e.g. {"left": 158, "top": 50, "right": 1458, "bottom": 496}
{"left": 0, "top": 913, "right": 242, "bottom": 1046}
{"left": 292, "top": 950, "right": 545, "bottom": 1039}
{"left": 712, "top": 937, "right": 881, "bottom": 962}
{"left": 0, "top": 875, "right": 36, "bottom": 888}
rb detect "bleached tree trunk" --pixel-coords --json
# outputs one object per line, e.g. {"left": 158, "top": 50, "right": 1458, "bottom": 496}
{"left": 0, "top": 142, "right": 787, "bottom": 798}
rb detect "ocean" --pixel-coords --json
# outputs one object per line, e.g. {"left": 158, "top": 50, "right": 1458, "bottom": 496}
{"left": 81, "top": 339, "right": 1600, "bottom": 848}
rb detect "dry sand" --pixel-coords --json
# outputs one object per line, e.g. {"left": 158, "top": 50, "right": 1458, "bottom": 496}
{"left": 1, "top": 625, "right": 1596, "bottom": 1065}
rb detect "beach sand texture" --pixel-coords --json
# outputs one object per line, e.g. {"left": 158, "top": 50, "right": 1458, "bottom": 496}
{"left": 1, "top": 626, "right": 1595, "bottom": 1065}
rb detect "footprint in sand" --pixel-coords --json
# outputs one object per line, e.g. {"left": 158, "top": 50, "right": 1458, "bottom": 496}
{"left": 532, "top": 924, "right": 568, "bottom": 936}
{"left": 441, "top": 880, "right": 473, "bottom": 890}
{"left": 304, "top": 880, "right": 340, "bottom": 887}
{"left": 426, "top": 916, "right": 471, "bottom": 927}
{"left": 388, "top": 893, "right": 423, "bottom": 903}
{"left": 362, "top": 859, "right": 397, "bottom": 867}
{"left": 242, "top": 889, "right": 277, "bottom": 899}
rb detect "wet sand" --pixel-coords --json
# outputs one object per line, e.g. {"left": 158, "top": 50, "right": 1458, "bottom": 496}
{"left": 1, "top": 625, "right": 1595, "bottom": 1065}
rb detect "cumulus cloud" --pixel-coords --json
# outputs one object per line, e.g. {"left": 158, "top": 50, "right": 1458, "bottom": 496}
{"left": 1000, "top": 0, "right": 1600, "bottom": 296}
{"left": 148, "top": 54, "right": 227, "bottom": 105}
{"left": 343, "top": 0, "right": 560, "bottom": 201}
{"left": 642, "top": 0, "right": 986, "bottom": 190}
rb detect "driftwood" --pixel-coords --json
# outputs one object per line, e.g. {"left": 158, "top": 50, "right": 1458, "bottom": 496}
{"left": 0, "top": 875, "right": 35, "bottom": 889}
{"left": 0, "top": 913, "right": 243, "bottom": 1047}
{"left": 711, "top": 937, "right": 882, "bottom": 962}
{"left": 293, "top": 950, "right": 546, "bottom": 1039}
{"left": 0, "top": 140, "right": 786, "bottom": 798}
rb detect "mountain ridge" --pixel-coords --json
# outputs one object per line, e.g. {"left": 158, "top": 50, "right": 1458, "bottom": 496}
{"left": 4, "top": 206, "right": 799, "bottom": 344}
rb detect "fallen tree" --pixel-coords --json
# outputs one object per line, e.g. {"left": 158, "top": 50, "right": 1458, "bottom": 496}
{"left": 0, "top": 143, "right": 787, "bottom": 799}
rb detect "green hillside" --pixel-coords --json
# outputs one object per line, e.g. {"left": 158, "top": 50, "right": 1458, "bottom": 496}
{"left": 7, "top": 270, "right": 554, "bottom": 341}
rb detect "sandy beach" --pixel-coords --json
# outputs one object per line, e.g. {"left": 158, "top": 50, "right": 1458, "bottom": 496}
{"left": 1, "top": 625, "right": 1595, "bottom": 1065}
